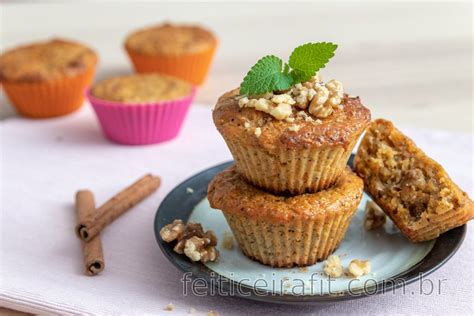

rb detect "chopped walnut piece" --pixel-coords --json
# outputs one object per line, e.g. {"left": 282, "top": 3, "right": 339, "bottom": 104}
{"left": 323, "top": 255, "right": 343, "bottom": 278}
{"left": 184, "top": 236, "right": 207, "bottom": 261}
{"left": 238, "top": 73, "right": 345, "bottom": 120}
{"left": 364, "top": 200, "right": 387, "bottom": 230}
{"left": 208, "top": 311, "right": 218, "bottom": 316}
{"left": 254, "top": 127, "right": 262, "bottom": 137}
{"left": 161, "top": 220, "right": 219, "bottom": 263}
{"left": 160, "top": 219, "right": 185, "bottom": 242}
{"left": 222, "top": 232, "right": 234, "bottom": 250}
{"left": 347, "top": 259, "right": 371, "bottom": 278}
{"left": 165, "top": 303, "right": 174, "bottom": 311}
{"left": 288, "top": 124, "right": 301, "bottom": 132}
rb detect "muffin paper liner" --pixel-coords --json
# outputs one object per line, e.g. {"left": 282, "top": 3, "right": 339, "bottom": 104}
{"left": 224, "top": 138, "right": 357, "bottom": 194}
{"left": 87, "top": 87, "right": 196, "bottom": 145}
{"left": 125, "top": 42, "right": 217, "bottom": 85}
{"left": 222, "top": 200, "right": 358, "bottom": 268}
{"left": 2, "top": 66, "right": 96, "bottom": 118}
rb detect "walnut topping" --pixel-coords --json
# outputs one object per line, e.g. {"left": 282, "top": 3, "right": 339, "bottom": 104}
{"left": 239, "top": 73, "right": 344, "bottom": 120}
{"left": 288, "top": 124, "right": 301, "bottom": 132}
{"left": 160, "top": 220, "right": 219, "bottom": 263}
{"left": 347, "top": 259, "right": 371, "bottom": 278}
{"left": 254, "top": 127, "right": 262, "bottom": 137}
{"left": 364, "top": 200, "right": 387, "bottom": 230}
{"left": 323, "top": 255, "right": 343, "bottom": 278}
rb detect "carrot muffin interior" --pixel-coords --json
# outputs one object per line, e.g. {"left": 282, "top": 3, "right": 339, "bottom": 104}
{"left": 355, "top": 119, "right": 473, "bottom": 231}
{"left": 124, "top": 23, "right": 216, "bottom": 55}
{"left": 0, "top": 38, "right": 97, "bottom": 82}
{"left": 91, "top": 74, "right": 192, "bottom": 103}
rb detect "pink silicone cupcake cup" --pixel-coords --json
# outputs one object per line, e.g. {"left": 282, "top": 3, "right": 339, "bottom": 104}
{"left": 87, "top": 87, "right": 196, "bottom": 145}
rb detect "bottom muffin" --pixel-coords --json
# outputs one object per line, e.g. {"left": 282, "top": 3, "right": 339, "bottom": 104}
{"left": 208, "top": 166, "right": 364, "bottom": 267}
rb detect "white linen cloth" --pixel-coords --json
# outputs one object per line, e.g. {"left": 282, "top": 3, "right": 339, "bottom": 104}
{"left": 0, "top": 104, "right": 472, "bottom": 315}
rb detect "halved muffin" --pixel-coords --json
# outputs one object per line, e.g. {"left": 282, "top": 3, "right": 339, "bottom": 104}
{"left": 213, "top": 85, "right": 370, "bottom": 194}
{"left": 208, "top": 166, "right": 364, "bottom": 267}
{"left": 354, "top": 119, "right": 473, "bottom": 242}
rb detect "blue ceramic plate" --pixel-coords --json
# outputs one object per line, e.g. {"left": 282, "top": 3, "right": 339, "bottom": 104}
{"left": 154, "top": 157, "right": 466, "bottom": 304}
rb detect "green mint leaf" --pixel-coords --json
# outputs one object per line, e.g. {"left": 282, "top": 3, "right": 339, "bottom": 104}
{"left": 240, "top": 55, "right": 293, "bottom": 96}
{"left": 288, "top": 42, "right": 337, "bottom": 82}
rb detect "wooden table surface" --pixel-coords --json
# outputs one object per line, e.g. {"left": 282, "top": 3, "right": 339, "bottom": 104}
{"left": 0, "top": 1, "right": 472, "bottom": 314}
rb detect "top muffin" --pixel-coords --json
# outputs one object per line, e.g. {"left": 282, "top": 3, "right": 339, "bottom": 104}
{"left": 0, "top": 38, "right": 97, "bottom": 82}
{"left": 213, "top": 79, "right": 371, "bottom": 152}
{"left": 91, "top": 73, "right": 192, "bottom": 103}
{"left": 124, "top": 23, "right": 217, "bottom": 56}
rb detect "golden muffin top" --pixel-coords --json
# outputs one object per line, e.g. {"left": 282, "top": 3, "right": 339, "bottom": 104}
{"left": 208, "top": 166, "right": 364, "bottom": 223}
{"left": 91, "top": 74, "right": 192, "bottom": 103}
{"left": 213, "top": 88, "right": 371, "bottom": 152}
{"left": 0, "top": 38, "right": 97, "bottom": 82}
{"left": 124, "top": 23, "right": 216, "bottom": 55}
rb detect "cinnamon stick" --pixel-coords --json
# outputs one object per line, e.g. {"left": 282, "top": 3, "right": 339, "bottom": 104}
{"left": 76, "top": 174, "right": 161, "bottom": 242}
{"left": 75, "top": 190, "right": 104, "bottom": 276}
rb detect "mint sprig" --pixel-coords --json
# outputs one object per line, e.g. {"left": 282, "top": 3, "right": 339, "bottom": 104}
{"left": 240, "top": 42, "right": 338, "bottom": 96}
{"left": 240, "top": 56, "right": 293, "bottom": 96}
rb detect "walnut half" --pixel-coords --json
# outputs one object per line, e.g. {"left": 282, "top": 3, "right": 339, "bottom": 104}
{"left": 160, "top": 220, "right": 219, "bottom": 263}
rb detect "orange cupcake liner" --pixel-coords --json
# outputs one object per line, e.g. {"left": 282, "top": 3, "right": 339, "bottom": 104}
{"left": 2, "top": 66, "right": 96, "bottom": 118}
{"left": 125, "top": 42, "right": 217, "bottom": 85}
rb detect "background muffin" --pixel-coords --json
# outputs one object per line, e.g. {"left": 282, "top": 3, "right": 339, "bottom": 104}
{"left": 88, "top": 74, "right": 195, "bottom": 145}
{"left": 124, "top": 23, "right": 217, "bottom": 85}
{"left": 0, "top": 38, "right": 97, "bottom": 118}
{"left": 213, "top": 84, "right": 371, "bottom": 194}
{"left": 208, "top": 166, "right": 364, "bottom": 267}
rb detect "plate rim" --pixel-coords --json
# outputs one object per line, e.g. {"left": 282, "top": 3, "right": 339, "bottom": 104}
{"left": 154, "top": 159, "right": 467, "bottom": 304}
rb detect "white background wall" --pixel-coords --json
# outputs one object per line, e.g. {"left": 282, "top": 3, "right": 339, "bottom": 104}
{"left": 1, "top": 1, "right": 472, "bottom": 132}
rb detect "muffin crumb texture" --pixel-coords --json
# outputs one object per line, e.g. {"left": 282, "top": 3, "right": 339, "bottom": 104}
{"left": 221, "top": 232, "right": 234, "bottom": 250}
{"left": 355, "top": 119, "right": 473, "bottom": 242}
{"left": 0, "top": 38, "right": 97, "bottom": 82}
{"left": 364, "top": 200, "right": 387, "bottom": 230}
{"left": 238, "top": 74, "right": 344, "bottom": 120}
{"left": 91, "top": 74, "right": 191, "bottom": 103}
{"left": 347, "top": 259, "right": 371, "bottom": 278}
{"left": 160, "top": 220, "right": 219, "bottom": 263}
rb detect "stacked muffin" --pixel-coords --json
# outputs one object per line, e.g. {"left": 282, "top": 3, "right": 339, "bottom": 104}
{"left": 208, "top": 75, "right": 371, "bottom": 267}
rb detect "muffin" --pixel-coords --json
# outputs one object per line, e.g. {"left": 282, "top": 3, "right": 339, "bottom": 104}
{"left": 87, "top": 74, "right": 195, "bottom": 145}
{"left": 213, "top": 75, "right": 371, "bottom": 194}
{"left": 208, "top": 166, "right": 364, "bottom": 267}
{"left": 354, "top": 119, "right": 474, "bottom": 242}
{"left": 0, "top": 38, "right": 97, "bottom": 118}
{"left": 124, "top": 23, "right": 217, "bottom": 85}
